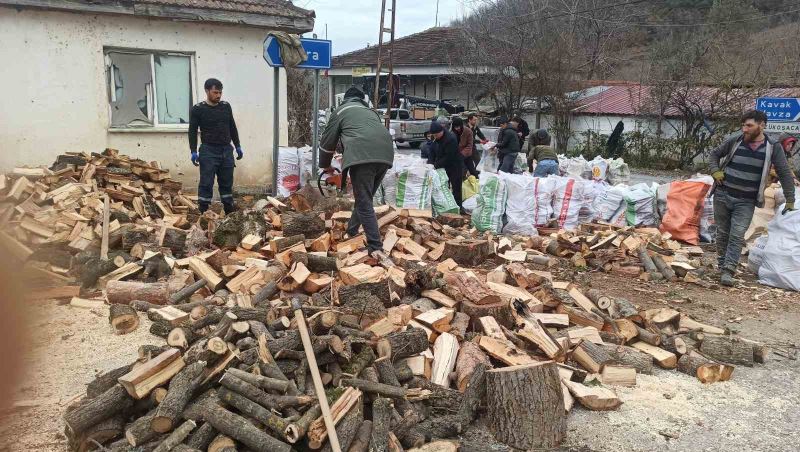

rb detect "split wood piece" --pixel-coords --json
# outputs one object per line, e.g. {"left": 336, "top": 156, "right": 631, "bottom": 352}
{"left": 187, "top": 257, "right": 224, "bottom": 291}
{"left": 556, "top": 304, "right": 605, "bottom": 330}
{"left": 226, "top": 266, "right": 263, "bottom": 293}
{"left": 443, "top": 272, "right": 500, "bottom": 306}
{"left": 571, "top": 340, "right": 612, "bottom": 373}
{"left": 678, "top": 315, "right": 726, "bottom": 335}
{"left": 335, "top": 235, "right": 366, "bottom": 253}
{"left": 486, "top": 362, "right": 566, "bottom": 450}
{"left": 310, "top": 232, "right": 332, "bottom": 252}
{"left": 642, "top": 308, "right": 681, "bottom": 331}
{"left": 486, "top": 281, "right": 534, "bottom": 303}
{"left": 517, "top": 319, "right": 563, "bottom": 360}
{"left": 367, "top": 318, "right": 401, "bottom": 337}
{"left": 611, "top": 319, "right": 639, "bottom": 343}
{"left": 150, "top": 306, "right": 190, "bottom": 326}
{"left": 150, "top": 361, "right": 206, "bottom": 433}
{"left": 563, "top": 327, "right": 604, "bottom": 346}
{"left": 69, "top": 297, "right": 104, "bottom": 310}
{"left": 168, "top": 279, "right": 207, "bottom": 304}
{"left": 600, "top": 365, "right": 637, "bottom": 387}
{"left": 651, "top": 254, "right": 676, "bottom": 281}
{"left": 276, "top": 243, "right": 306, "bottom": 267}
{"left": 105, "top": 282, "right": 171, "bottom": 307}
{"left": 567, "top": 288, "right": 597, "bottom": 313}
{"left": 478, "top": 336, "right": 537, "bottom": 366}
{"left": 441, "top": 239, "right": 495, "bottom": 266}
{"left": 382, "top": 229, "right": 399, "bottom": 253}
{"left": 118, "top": 348, "right": 185, "bottom": 399}
{"left": 292, "top": 252, "right": 340, "bottom": 273}
{"left": 661, "top": 335, "right": 689, "bottom": 356}
{"left": 449, "top": 312, "right": 470, "bottom": 341}
{"left": 699, "top": 335, "right": 755, "bottom": 367}
{"left": 340, "top": 264, "right": 386, "bottom": 285}
{"left": 505, "top": 263, "right": 548, "bottom": 289}
{"left": 478, "top": 316, "right": 506, "bottom": 340}
{"left": 108, "top": 304, "right": 140, "bottom": 335}
{"left": 387, "top": 305, "right": 413, "bottom": 326}
{"left": 97, "top": 262, "right": 143, "bottom": 289}
{"left": 282, "top": 211, "right": 326, "bottom": 239}
{"left": 597, "top": 343, "right": 654, "bottom": 375}
{"left": 204, "top": 403, "right": 292, "bottom": 452}
{"left": 63, "top": 384, "right": 133, "bottom": 438}
{"left": 239, "top": 233, "right": 263, "bottom": 251}
{"left": 415, "top": 307, "right": 455, "bottom": 332}
{"left": 217, "top": 387, "right": 292, "bottom": 441}
{"left": 396, "top": 237, "right": 427, "bottom": 259}
{"left": 378, "top": 328, "right": 430, "bottom": 361}
{"left": 608, "top": 298, "right": 640, "bottom": 321}
{"left": 461, "top": 298, "right": 514, "bottom": 331}
{"left": 631, "top": 341, "right": 677, "bottom": 369}
{"left": 430, "top": 332, "right": 460, "bottom": 388}
{"left": 306, "top": 387, "right": 362, "bottom": 449}
{"left": 677, "top": 350, "right": 735, "bottom": 383}
{"left": 320, "top": 394, "right": 363, "bottom": 452}
{"left": 526, "top": 313, "right": 569, "bottom": 327}
{"left": 454, "top": 340, "right": 492, "bottom": 392}
{"left": 636, "top": 247, "right": 660, "bottom": 278}
{"left": 562, "top": 379, "right": 622, "bottom": 411}
{"left": 403, "top": 355, "right": 431, "bottom": 379}
{"left": 635, "top": 325, "right": 662, "bottom": 346}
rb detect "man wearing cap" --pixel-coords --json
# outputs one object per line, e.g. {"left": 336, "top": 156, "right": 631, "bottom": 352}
{"left": 429, "top": 121, "right": 465, "bottom": 213}
{"left": 494, "top": 116, "right": 521, "bottom": 173}
{"left": 319, "top": 87, "right": 394, "bottom": 259}
{"left": 527, "top": 129, "right": 559, "bottom": 177}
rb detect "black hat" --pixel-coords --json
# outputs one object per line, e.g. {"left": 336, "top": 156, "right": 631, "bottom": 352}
{"left": 344, "top": 86, "right": 364, "bottom": 99}
{"left": 429, "top": 121, "right": 444, "bottom": 134}
{"left": 497, "top": 116, "right": 509, "bottom": 125}
{"left": 535, "top": 129, "right": 550, "bottom": 141}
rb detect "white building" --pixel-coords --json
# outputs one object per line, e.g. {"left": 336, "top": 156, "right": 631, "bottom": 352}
{"left": 0, "top": 0, "right": 314, "bottom": 191}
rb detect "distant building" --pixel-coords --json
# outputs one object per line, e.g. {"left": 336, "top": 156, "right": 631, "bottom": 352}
{"left": 0, "top": 0, "right": 314, "bottom": 189}
{"left": 330, "top": 27, "right": 479, "bottom": 110}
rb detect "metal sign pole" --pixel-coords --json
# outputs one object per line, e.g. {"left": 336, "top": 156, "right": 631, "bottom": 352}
{"left": 272, "top": 66, "right": 280, "bottom": 196}
{"left": 312, "top": 69, "right": 320, "bottom": 177}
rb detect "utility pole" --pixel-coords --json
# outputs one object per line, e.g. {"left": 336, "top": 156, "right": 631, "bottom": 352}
{"left": 435, "top": 0, "right": 439, "bottom": 27}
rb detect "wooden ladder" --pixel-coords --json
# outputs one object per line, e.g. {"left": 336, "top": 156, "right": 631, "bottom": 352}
{"left": 373, "top": 0, "right": 397, "bottom": 128}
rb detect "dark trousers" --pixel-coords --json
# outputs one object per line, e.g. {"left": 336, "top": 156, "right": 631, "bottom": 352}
{"left": 713, "top": 189, "right": 756, "bottom": 273}
{"left": 499, "top": 152, "right": 518, "bottom": 173}
{"left": 198, "top": 144, "right": 236, "bottom": 213}
{"left": 347, "top": 162, "right": 391, "bottom": 252}
{"left": 445, "top": 165, "right": 464, "bottom": 207}
{"left": 464, "top": 156, "right": 479, "bottom": 177}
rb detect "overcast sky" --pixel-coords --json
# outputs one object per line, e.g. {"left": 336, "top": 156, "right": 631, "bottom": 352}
{"left": 298, "top": 0, "right": 474, "bottom": 55}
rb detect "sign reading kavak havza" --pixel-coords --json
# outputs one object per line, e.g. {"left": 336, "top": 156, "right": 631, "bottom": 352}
{"left": 756, "top": 97, "right": 800, "bottom": 133}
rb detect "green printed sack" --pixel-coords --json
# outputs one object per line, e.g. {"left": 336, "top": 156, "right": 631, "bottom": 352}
{"left": 471, "top": 173, "right": 508, "bottom": 233}
{"left": 395, "top": 166, "right": 432, "bottom": 209}
{"left": 430, "top": 168, "right": 460, "bottom": 216}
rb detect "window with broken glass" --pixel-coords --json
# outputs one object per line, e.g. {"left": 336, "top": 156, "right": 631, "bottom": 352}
{"left": 105, "top": 49, "right": 194, "bottom": 129}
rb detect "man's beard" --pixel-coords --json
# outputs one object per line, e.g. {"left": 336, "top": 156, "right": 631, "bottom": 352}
{"left": 744, "top": 129, "right": 761, "bottom": 142}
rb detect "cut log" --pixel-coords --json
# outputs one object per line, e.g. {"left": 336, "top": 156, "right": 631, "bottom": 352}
{"left": 631, "top": 341, "right": 677, "bottom": 369}
{"left": 460, "top": 299, "right": 514, "bottom": 330}
{"left": 678, "top": 315, "right": 726, "bottom": 335}
{"left": 441, "top": 240, "right": 495, "bottom": 266}
{"left": 378, "top": 328, "right": 429, "bottom": 361}
{"left": 571, "top": 340, "right": 611, "bottom": 373}
{"left": 107, "top": 280, "right": 169, "bottom": 305}
{"left": 108, "top": 304, "right": 140, "bottom": 335}
{"left": 167, "top": 327, "right": 197, "bottom": 350}
{"left": 63, "top": 384, "right": 133, "bottom": 438}
{"left": 586, "top": 289, "right": 612, "bottom": 310}
{"left": 699, "top": 335, "right": 755, "bottom": 367}
{"left": 185, "top": 422, "right": 217, "bottom": 450}
{"left": 677, "top": 350, "right": 735, "bottom": 383}
{"left": 152, "top": 420, "right": 196, "bottom": 452}
{"left": 651, "top": 254, "right": 676, "bottom": 281}
{"left": 282, "top": 212, "right": 326, "bottom": 239}
{"left": 151, "top": 361, "right": 206, "bottom": 433}
{"left": 169, "top": 279, "right": 207, "bottom": 304}
{"left": 118, "top": 348, "right": 186, "bottom": 399}
{"left": 430, "top": 332, "right": 459, "bottom": 388}
{"left": 637, "top": 247, "right": 659, "bottom": 278}
{"left": 124, "top": 410, "right": 160, "bottom": 446}
{"left": 340, "top": 264, "right": 386, "bottom": 285}
{"left": 562, "top": 380, "right": 621, "bottom": 411}
{"left": 369, "top": 397, "right": 392, "bottom": 452}
{"left": 226, "top": 368, "right": 289, "bottom": 393}
{"left": 204, "top": 403, "right": 292, "bottom": 452}
{"left": 348, "top": 420, "right": 372, "bottom": 452}
{"left": 597, "top": 344, "right": 654, "bottom": 375}
{"left": 661, "top": 335, "right": 688, "bottom": 356}
{"left": 612, "top": 319, "right": 639, "bottom": 343}
{"left": 517, "top": 320, "right": 563, "bottom": 360}
{"left": 293, "top": 252, "right": 340, "bottom": 273}
{"left": 635, "top": 326, "right": 662, "bottom": 346}
{"left": 187, "top": 257, "right": 224, "bottom": 291}
{"left": 207, "top": 434, "right": 236, "bottom": 452}
{"left": 556, "top": 304, "right": 605, "bottom": 330}
{"left": 443, "top": 272, "right": 500, "bottom": 306}
{"left": 486, "top": 362, "right": 566, "bottom": 450}
{"left": 217, "top": 387, "right": 291, "bottom": 441}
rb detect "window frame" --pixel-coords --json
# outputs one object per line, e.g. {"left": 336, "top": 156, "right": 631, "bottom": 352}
{"left": 104, "top": 47, "right": 197, "bottom": 132}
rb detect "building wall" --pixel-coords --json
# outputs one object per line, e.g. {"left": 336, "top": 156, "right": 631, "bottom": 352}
{"left": 0, "top": 7, "right": 289, "bottom": 192}
{"left": 536, "top": 114, "right": 684, "bottom": 150}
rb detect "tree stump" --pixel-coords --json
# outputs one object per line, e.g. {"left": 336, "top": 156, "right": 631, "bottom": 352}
{"left": 485, "top": 362, "right": 566, "bottom": 450}
{"left": 441, "top": 240, "right": 495, "bottom": 266}
{"left": 460, "top": 299, "right": 514, "bottom": 330}
{"left": 108, "top": 304, "right": 140, "bottom": 335}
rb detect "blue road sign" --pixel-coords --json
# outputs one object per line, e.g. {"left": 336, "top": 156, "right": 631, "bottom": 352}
{"left": 263, "top": 36, "right": 332, "bottom": 70}
{"left": 756, "top": 97, "right": 800, "bottom": 122}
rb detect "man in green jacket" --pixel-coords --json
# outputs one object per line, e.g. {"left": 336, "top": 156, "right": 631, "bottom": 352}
{"left": 319, "top": 87, "right": 395, "bottom": 257}
{"left": 527, "top": 129, "right": 559, "bottom": 176}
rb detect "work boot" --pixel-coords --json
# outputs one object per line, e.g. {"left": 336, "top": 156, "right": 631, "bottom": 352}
{"left": 720, "top": 271, "right": 735, "bottom": 287}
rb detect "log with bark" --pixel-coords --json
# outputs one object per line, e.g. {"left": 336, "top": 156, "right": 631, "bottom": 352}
{"left": 203, "top": 403, "right": 292, "bottom": 452}
{"left": 281, "top": 212, "right": 326, "bottom": 239}
{"left": 63, "top": 384, "right": 133, "bottom": 438}
{"left": 460, "top": 299, "right": 514, "bottom": 330}
{"left": 699, "top": 335, "right": 755, "bottom": 367}
{"left": 377, "top": 328, "right": 429, "bottom": 361}
{"left": 151, "top": 361, "right": 206, "bottom": 433}
{"left": 443, "top": 272, "right": 500, "bottom": 306}
{"left": 107, "top": 280, "right": 169, "bottom": 305}
{"left": 108, "top": 304, "right": 140, "bottom": 334}
{"left": 453, "top": 341, "right": 492, "bottom": 392}
{"left": 441, "top": 240, "right": 495, "bottom": 266}
{"left": 677, "top": 349, "right": 735, "bottom": 383}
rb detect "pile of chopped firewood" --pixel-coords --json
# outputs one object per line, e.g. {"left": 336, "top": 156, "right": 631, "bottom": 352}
{"left": 0, "top": 153, "right": 771, "bottom": 452}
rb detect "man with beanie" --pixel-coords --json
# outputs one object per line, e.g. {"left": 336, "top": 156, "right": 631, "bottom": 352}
{"left": 709, "top": 109, "right": 796, "bottom": 287}
{"left": 527, "top": 129, "right": 559, "bottom": 177}
{"left": 189, "top": 78, "right": 243, "bottom": 214}
{"left": 430, "top": 121, "right": 465, "bottom": 213}
{"left": 319, "top": 86, "right": 394, "bottom": 258}
{"left": 494, "top": 116, "right": 520, "bottom": 173}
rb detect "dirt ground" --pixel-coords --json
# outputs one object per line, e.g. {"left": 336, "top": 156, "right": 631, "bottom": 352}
{"left": 1, "top": 262, "right": 798, "bottom": 452}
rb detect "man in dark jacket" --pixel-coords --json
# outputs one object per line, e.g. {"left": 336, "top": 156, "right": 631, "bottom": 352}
{"left": 320, "top": 87, "right": 395, "bottom": 257}
{"left": 430, "top": 121, "right": 464, "bottom": 212}
{"left": 513, "top": 115, "right": 530, "bottom": 148}
{"left": 494, "top": 116, "right": 520, "bottom": 173}
{"left": 709, "top": 109, "right": 796, "bottom": 287}
{"left": 189, "top": 78, "right": 243, "bottom": 214}
{"left": 467, "top": 113, "right": 486, "bottom": 165}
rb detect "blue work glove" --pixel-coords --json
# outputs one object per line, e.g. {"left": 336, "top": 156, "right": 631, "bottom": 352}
{"left": 190, "top": 151, "right": 199, "bottom": 167}
{"left": 235, "top": 146, "right": 244, "bottom": 160}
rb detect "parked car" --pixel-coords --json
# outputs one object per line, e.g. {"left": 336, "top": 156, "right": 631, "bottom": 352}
{"left": 378, "top": 109, "right": 430, "bottom": 148}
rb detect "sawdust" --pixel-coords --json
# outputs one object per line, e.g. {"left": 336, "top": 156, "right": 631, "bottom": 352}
{"left": 0, "top": 300, "right": 156, "bottom": 451}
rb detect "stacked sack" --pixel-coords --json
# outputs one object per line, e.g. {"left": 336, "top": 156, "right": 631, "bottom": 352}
{"left": 622, "top": 183, "right": 659, "bottom": 226}
{"left": 551, "top": 176, "right": 587, "bottom": 230}
{"left": 499, "top": 173, "right": 538, "bottom": 236}
{"left": 471, "top": 173, "right": 508, "bottom": 233}
{"left": 430, "top": 168, "right": 460, "bottom": 216}
{"left": 657, "top": 176, "right": 712, "bottom": 245}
